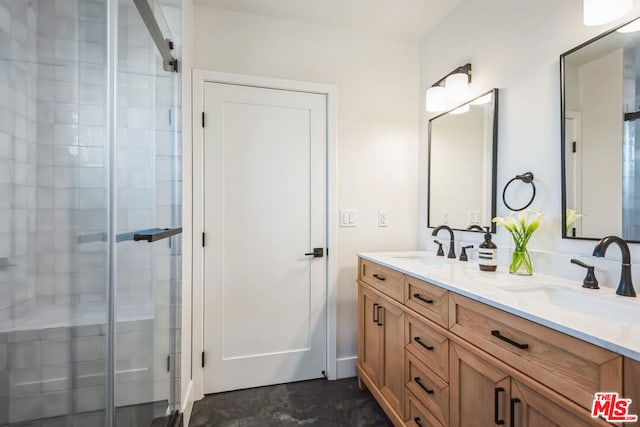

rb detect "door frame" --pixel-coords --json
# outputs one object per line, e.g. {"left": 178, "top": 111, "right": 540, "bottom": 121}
{"left": 191, "top": 69, "right": 338, "bottom": 400}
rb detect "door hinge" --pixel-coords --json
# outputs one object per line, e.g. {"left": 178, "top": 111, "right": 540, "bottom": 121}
{"left": 572, "top": 141, "right": 576, "bottom": 153}
{"left": 326, "top": 247, "right": 329, "bottom": 257}
{"left": 201, "top": 351, "right": 205, "bottom": 368}
{"left": 202, "top": 112, "right": 205, "bottom": 128}
{"left": 167, "top": 355, "right": 171, "bottom": 372}
{"left": 202, "top": 232, "right": 205, "bottom": 247}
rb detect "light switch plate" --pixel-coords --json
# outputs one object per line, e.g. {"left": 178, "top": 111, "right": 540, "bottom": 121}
{"left": 378, "top": 210, "right": 388, "bottom": 227}
{"left": 340, "top": 209, "right": 356, "bottom": 227}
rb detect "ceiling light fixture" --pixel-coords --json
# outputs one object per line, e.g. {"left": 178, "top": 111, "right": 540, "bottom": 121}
{"left": 425, "top": 63, "right": 472, "bottom": 113}
{"left": 583, "top": 0, "right": 632, "bottom": 26}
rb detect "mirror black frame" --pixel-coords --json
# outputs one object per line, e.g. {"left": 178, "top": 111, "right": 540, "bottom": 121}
{"left": 560, "top": 16, "right": 640, "bottom": 242}
{"left": 427, "top": 88, "right": 499, "bottom": 233}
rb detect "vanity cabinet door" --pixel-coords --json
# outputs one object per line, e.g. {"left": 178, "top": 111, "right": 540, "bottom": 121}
{"left": 378, "top": 295, "right": 406, "bottom": 418}
{"left": 510, "top": 379, "right": 610, "bottom": 427}
{"left": 359, "top": 283, "right": 382, "bottom": 385}
{"left": 450, "top": 342, "right": 511, "bottom": 427}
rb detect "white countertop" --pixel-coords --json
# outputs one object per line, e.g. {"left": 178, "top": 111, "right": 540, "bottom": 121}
{"left": 358, "top": 251, "right": 640, "bottom": 361}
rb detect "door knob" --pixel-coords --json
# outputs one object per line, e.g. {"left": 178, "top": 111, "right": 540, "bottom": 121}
{"left": 304, "top": 248, "right": 324, "bottom": 258}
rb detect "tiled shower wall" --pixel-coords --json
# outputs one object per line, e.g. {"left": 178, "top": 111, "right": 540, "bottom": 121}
{"left": 0, "top": 0, "right": 39, "bottom": 323}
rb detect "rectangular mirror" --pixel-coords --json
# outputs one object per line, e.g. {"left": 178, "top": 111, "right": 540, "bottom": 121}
{"left": 561, "top": 17, "right": 640, "bottom": 242}
{"left": 427, "top": 88, "right": 499, "bottom": 232}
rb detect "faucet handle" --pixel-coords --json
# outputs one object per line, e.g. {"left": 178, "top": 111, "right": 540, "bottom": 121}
{"left": 459, "top": 245, "right": 473, "bottom": 261}
{"left": 570, "top": 258, "right": 599, "bottom": 289}
{"left": 434, "top": 240, "right": 445, "bottom": 257}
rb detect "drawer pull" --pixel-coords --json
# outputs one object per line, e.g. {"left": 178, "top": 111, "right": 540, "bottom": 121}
{"left": 413, "top": 293, "right": 434, "bottom": 304}
{"left": 491, "top": 330, "right": 529, "bottom": 350}
{"left": 414, "top": 337, "right": 434, "bottom": 351}
{"left": 510, "top": 398, "right": 521, "bottom": 427}
{"left": 373, "top": 303, "right": 379, "bottom": 324}
{"left": 414, "top": 417, "right": 423, "bottom": 427}
{"left": 494, "top": 387, "right": 505, "bottom": 425}
{"left": 372, "top": 273, "right": 386, "bottom": 281}
{"left": 414, "top": 377, "right": 434, "bottom": 394}
{"left": 376, "top": 305, "right": 383, "bottom": 326}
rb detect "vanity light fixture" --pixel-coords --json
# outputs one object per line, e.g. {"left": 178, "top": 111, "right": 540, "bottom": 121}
{"left": 583, "top": 0, "right": 632, "bottom": 26}
{"left": 425, "top": 63, "right": 472, "bottom": 113}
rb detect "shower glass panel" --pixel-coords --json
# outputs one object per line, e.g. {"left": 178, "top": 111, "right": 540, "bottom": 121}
{"left": 113, "top": 0, "right": 181, "bottom": 424}
{"left": 0, "top": 0, "right": 181, "bottom": 425}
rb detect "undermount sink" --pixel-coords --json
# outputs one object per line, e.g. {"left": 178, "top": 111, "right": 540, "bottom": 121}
{"left": 390, "top": 255, "right": 456, "bottom": 266}
{"left": 498, "top": 285, "right": 640, "bottom": 325}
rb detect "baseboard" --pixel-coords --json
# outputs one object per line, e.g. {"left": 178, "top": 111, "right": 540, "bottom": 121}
{"left": 336, "top": 356, "right": 357, "bottom": 379}
{"left": 181, "top": 380, "right": 194, "bottom": 426}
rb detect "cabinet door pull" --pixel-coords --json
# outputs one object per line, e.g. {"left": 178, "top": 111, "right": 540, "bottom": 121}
{"left": 414, "top": 417, "right": 423, "bottom": 427}
{"left": 372, "top": 273, "right": 386, "bottom": 281}
{"left": 413, "top": 293, "right": 434, "bottom": 304}
{"left": 414, "top": 337, "right": 434, "bottom": 351}
{"left": 414, "top": 377, "right": 434, "bottom": 394}
{"left": 491, "top": 330, "right": 529, "bottom": 350}
{"left": 510, "top": 398, "right": 521, "bottom": 427}
{"left": 376, "top": 305, "right": 383, "bottom": 326}
{"left": 373, "top": 303, "right": 379, "bottom": 324}
{"left": 494, "top": 387, "right": 505, "bottom": 425}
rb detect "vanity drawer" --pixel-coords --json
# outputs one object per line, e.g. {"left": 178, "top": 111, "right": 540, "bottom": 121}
{"left": 359, "top": 258, "right": 404, "bottom": 302}
{"left": 405, "top": 276, "right": 449, "bottom": 327}
{"left": 405, "top": 351, "right": 449, "bottom": 426}
{"left": 405, "top": 391, "right": 444, "bottom": 427}
{"left": 405, "top": 314, "right": 449, "bottom": 381}
{"left": 449, "top": 293, "right": 622, "bottom": 410}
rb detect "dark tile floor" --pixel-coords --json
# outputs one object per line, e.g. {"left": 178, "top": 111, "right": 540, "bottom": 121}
{"left": 189, "top": 378, "right": 393, "bottom": 427}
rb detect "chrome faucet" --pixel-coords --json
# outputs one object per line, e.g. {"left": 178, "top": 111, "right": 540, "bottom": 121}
{"left": 432, "top": 225, "right": 456, "bottom": 259}
{"left": 592, "top": 235, "right": 636, "bottom": 297}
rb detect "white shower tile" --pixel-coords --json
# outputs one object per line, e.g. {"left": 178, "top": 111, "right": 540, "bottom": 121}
{"left": 78, "top": 104, "right": 103, "bottom": 126}
{"left": 8, "top": 341, "right": 40, "bottom": 369}
{"left": 79, "top": 83, "right": 103, "bottom": 105}
{"left": 53, "top": 105, "right": 78, "bottom": 126}
{"left": 54, "top": 82, "right": 76, "bottom": 104}
{"left": 78, "top": 125, "right": 104, "bottom": 147}
{"left": 9, "top": 395, "right": 42, "bottom": 423}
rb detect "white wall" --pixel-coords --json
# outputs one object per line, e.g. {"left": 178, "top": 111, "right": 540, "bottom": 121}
{"left": 192, "top": 6, "right": 420, "bottom": 375}
{"left": 419, "top": 0, "right": 640, "bottom": 287}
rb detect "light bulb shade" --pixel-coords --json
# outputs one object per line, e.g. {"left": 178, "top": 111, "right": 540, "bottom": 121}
{"left": 584, "top": 0, "right": 631, "bottom": 26}
{"left": 617, "top": 18, "right": 640, "bottom": 33}
{"left": 450, "top": 104, "right": 470, "bottom": 115}
{"left": 445, "top": 72, "right": 469, "bottom": 105}
{"left": 426, "top": 85, "right": 446, "bottom": 112}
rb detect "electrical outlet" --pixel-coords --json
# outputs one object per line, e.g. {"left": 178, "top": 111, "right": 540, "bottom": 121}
{"left": 442, "top": 210, "right": 449, "bottom": 225}
{"left": 378, "top": 210, "right": 388, "bottom": 227}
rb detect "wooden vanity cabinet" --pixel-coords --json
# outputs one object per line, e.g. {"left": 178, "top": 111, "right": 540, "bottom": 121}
{"left": 357, "top": 283, "right": 405, "bottom": 423}
{"left": 449, "top": 342, "right": 610, "bottom": 427}
{"left": 356, "top": 257, "right": 633, "bottom": 427}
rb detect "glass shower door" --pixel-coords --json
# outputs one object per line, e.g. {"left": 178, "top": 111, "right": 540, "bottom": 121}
{"left": 113, "top": 0, "right": 181, "bottom": 425}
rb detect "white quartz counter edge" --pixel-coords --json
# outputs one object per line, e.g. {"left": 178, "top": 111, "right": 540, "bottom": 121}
{"left": 358, "top": 251, "right": 640, "bottom": 362}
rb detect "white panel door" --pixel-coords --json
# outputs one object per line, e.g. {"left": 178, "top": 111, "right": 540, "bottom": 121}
{"left": 202, "top": 82, "right": 327, "bottom": 393}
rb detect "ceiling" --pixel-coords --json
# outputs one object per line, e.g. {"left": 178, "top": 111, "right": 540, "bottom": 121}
{"left": 192, "top": 0, "right": 463, "bottom": 42}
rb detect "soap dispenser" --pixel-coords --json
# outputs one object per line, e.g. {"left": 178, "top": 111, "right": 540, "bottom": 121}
{"left": 478, "top": 227, "right": 497, "bottom": 272}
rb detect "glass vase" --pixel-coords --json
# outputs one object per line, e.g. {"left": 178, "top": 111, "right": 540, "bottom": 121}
{"left": 509, "top": 247, "right": 533, "bottom": 276}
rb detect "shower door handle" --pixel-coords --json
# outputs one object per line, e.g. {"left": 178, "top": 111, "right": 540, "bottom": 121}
{"left": 133, "top": 227, "right": 183, "bottom": 242}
